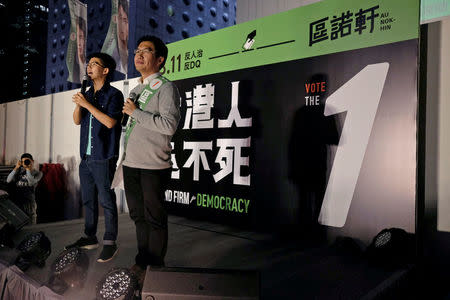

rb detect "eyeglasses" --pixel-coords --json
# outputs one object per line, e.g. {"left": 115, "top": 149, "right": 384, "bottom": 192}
{"left": 133, "top": 48, "right": 154, "bottom": 55}
{"left": 86, "top": 61, "right": 105, "bottom": 68}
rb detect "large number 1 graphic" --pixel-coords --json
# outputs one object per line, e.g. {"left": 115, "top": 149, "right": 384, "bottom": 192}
{"left": 318, "top": 63, "right": 389, "bottom": 227}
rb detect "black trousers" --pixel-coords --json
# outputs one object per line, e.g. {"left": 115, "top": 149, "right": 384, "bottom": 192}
{"left": 123, "top": 165, "right": 171, "bottom": 267}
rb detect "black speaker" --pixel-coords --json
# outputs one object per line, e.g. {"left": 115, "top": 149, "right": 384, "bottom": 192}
{"left": 141, "top": 267, "right": 259, "bottom": 300}
{"left": 0, "top": 166, "right": 14, "bottom": 190}
{"left": 0, "top": 190, "right": 30, "bottom": 230}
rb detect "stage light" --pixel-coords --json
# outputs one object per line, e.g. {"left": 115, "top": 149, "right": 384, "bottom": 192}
{"left": 96, "top": 267, "right": 138, "bottom": 300}
{"left": 15, "top": 231, "right": 51, "bottom": 271}
{"left": 374, "top": 230, "right": 392, "bottom": 248}
{"left": 366, "top": 228, "right": 414, "bottom": 267}
{"left": 48, "top": 247, "right": 89, "bottom": 293}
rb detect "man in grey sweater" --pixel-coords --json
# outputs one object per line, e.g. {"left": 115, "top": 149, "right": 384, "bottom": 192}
{"left": 6, "top": 153, "right": 43, "bottom": 224}
{"left": 122, "top": 35, "right": 180, "bottom": 284}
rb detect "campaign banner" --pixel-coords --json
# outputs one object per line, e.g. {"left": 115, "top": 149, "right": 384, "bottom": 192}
{"left": 66, "top": 0, "right": 87, "bottom": 84}
{"left": 163, "top": 0, "right": 419, "bottom": 81}
{"left": 163, "top": 0, "right": 419, "bottom": 233}
{"left": 101, "top": 0, "right": 129, "bottom": 74}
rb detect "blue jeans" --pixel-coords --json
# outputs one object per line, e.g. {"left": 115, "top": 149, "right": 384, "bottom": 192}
{"left": 79, "top": 157, "right": 118, "bottom": 242}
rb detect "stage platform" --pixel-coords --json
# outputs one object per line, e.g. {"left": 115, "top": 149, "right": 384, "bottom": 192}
{"left": 0, "top": 214, "right": 417, "bottom": 299}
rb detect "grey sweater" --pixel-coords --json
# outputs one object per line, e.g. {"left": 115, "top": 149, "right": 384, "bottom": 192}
{"left": 6, "top": 167, "right": 43, "bottom": 202}
{"left": 123, "top": 72, "right": 181, "bottom": 170}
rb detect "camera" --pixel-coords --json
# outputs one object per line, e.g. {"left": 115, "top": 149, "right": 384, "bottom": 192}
{"left": 23, "top": 159, "right": 31, "bottom": 166}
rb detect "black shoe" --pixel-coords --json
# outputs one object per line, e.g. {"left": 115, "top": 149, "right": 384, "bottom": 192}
{"left": 97, "top": 244, "right": 118, "bottom": 263}
{"left": 65, "top": 236, "right": 99, "bottom": 250}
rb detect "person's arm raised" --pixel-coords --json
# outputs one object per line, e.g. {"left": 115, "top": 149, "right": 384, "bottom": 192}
{"left": 72, "top": 92, "right": 117, "bottom": 128}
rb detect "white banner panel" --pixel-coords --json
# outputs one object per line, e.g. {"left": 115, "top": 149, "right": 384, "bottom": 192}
{"left": 51, "top": 90, "right": 80, "bottom": 163}
{"left": 110, "top": 80, "right": 125, "bottom": 93}
{"left": 437, "top": 19, "right": 450, "bottom": 232}
{"left": 26, "top": 95, "right": 52, "bottom": 166}
{"left": 5, "top": 100, "right": 26, "bottom": 165}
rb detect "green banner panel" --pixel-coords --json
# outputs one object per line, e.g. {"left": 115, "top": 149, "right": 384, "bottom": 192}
{"left": 163, "top": 0, "right": 419, "bottom": 81}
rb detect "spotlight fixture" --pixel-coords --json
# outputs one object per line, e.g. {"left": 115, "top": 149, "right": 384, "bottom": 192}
{"left": 96, "top": 267, "right": 138, "bottom": 300}
{"left": 14, "top": 231, "right": 51, "bottom": 271}
{"left": 374, "top": 230, "right": 392, "bottom": 248}
{"left": 366, "top": 227, "right": 413, "bottom": 267}
{"left": 48, "top": 247, "right": 89, "bottom": 294}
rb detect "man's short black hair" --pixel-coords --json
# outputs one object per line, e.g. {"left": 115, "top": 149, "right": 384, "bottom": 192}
{"left": 136, "top": 35, "right": 168, "bottom": 69}
{"left": 118, "top": 0, "right": 129, "bottom": 15}
{"left": 77, "top": 16, "right": 86, "bottom": 32}
{"left": 21, "top": 153, "right": 33, "bottom": 161}
{"left": 86, "top": 52, "right": 116, "bottom": 82}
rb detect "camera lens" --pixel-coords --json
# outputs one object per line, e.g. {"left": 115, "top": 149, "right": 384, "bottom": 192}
{"left": 24, "top": 159, "right": 31, "bottom": 166}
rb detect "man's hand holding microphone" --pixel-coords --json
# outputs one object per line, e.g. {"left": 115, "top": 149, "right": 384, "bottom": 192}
{"left": 72, "top": 75, "right": 90, "bottom": 108}
{"left": 121, "top": 92, "right": 137, "bottom": 126}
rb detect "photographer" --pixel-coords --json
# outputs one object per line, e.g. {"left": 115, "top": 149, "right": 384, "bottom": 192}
{"left": 6, "top": 153, "right": 43, "bottom": 225}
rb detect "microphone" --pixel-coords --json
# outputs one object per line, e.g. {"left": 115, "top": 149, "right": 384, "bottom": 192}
{"left": 121, "top": 92, "right": 137, "bottom": 127}
{"left": 80, "top": 75, "right": 88, "bottom": 95}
